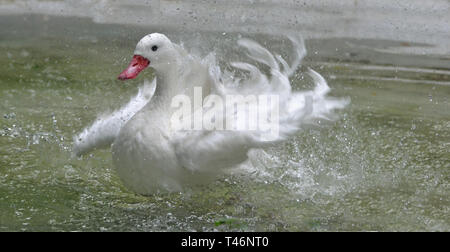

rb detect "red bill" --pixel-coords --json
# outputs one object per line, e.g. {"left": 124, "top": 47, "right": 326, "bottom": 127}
{"left": 118, "top": 55, "right": 150, "bottom": 80}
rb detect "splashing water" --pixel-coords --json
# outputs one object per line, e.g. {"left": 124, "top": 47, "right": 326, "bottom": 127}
{"left": 0, "top": 13, "right": 448, "bottom": 231}
{"left": 72, "top": 33, "right": 348, "bottom": 194}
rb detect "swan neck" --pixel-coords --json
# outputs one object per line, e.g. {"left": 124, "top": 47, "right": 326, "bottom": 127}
{"left": 150, "top": 63, "right": 179, "bottom": 107}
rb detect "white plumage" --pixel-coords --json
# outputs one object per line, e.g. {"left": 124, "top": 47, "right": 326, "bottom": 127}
{"left": 74, "top": 33, "right": 348, "bottom": 194}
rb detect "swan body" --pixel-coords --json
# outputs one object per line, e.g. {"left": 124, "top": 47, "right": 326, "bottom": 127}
{"left": 74, "top": 33, "right": 348, "bottom": 194}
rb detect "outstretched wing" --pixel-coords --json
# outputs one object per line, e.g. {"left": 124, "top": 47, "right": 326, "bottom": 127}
{"left": 73, "top": 79, "right": 156, "bottom": 156}
{"left": 173, "top": 36, "right": 347, "bottom": 172}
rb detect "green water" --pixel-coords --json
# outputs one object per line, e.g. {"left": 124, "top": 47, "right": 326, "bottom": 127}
{"left": 0, "top": 15, "right": 449, "bottom": 231}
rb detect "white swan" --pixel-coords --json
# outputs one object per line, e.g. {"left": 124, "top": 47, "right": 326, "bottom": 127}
{"left": 73, "top": 33, "right": 348, "bottom": 194}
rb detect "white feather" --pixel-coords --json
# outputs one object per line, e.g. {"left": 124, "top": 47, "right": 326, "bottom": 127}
{"left": 73, "top": 33, "right": 348, "bottom": 194}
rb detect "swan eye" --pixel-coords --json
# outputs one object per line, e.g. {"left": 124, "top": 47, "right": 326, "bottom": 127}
{"left": 151, "top": 45, "right": 158, "bottom": 52}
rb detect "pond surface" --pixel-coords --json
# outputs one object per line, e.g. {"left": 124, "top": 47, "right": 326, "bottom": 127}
{"left": 0, "top": 14, "right": 449, "bottom": 231}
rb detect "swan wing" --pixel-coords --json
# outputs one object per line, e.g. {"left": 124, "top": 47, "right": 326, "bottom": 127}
{"left": 73, "top": 79, "right": 156, "bottom": 156}
{"left": 172, "top": 36, "right": 348, "bottom": 172}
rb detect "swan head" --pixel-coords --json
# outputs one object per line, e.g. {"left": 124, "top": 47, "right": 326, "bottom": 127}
{"left": 118, "top": 33, "right": 177, "bottom": 80}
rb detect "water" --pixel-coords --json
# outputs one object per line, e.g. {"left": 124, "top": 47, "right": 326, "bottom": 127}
{"left": 0, "top": 9, "right": 449, "bottom": 231}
